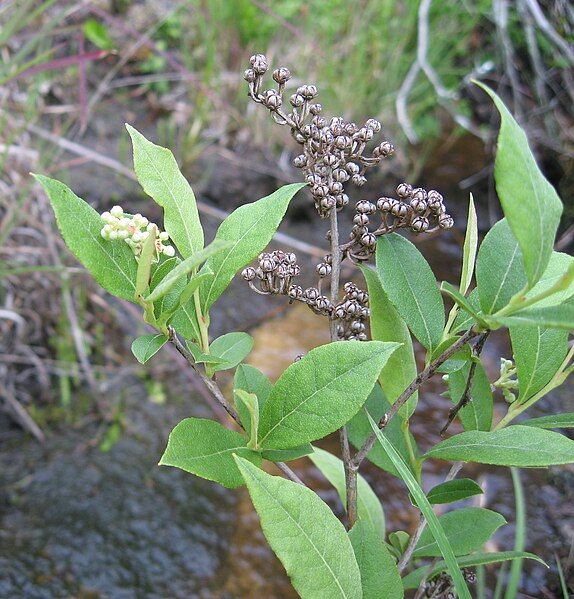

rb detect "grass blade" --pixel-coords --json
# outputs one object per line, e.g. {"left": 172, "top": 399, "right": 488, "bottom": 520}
{"left": 505, "top": 468, "right": 526, "bottom": 598}
{"left": 366, "top": 413, "right": 471, "bottom": 599}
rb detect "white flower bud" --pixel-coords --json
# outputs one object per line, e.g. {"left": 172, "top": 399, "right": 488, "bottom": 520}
{"left": 159, "top": 231, "right": 169, "bottom": 241}
{"left": 100, "top": 227, "right": 108, "bottom": 239}
{"left": 110, "top": 205, "right": 123, "bottom": 218}
{"left": 109, "top": 230, "right": 119, "bottom": 241}
{"left": 162, "top": 245, "right": 175, "bottom": 257}
{"left": 119, "top": 217, "right": 130, "bottom": 228}
{"left": 139, "top": 216, "right": 149, "bottom": 228}
{"left": 141, "top": 231, "right": 149, "bottom": 240}
{"left": 118, "top": 230, "right": 129, "bottom": 240}
{"left": 132, "top": 231, "right": 142, "bottom": 243}
{"left": 101, "top": 211, "right": 111, "bottom": 222}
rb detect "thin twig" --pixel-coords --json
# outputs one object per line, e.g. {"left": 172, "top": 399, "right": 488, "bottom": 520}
{"left": 167, "top": 326, "right": 305, "bottom": 486}
{"left": 0, "top": 383, "right": 45, "bottom": 443}
{"left": 523, "top": 0, "right": 574, "bottom": 64}
{"left": 440, "top": 330, "right": 490, "bottom": 437}
{"left": 351, "top": 328, "right": 478, "bottom": 469}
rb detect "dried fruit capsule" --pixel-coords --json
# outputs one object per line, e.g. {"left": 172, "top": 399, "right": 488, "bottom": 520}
{"left": 242, "top": 267, "right": 256, "bottom": 281}
{"left": 272, "top": 67, "right": 291, "bottom": 84}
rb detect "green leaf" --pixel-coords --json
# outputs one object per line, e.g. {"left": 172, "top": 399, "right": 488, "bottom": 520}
{"left": 361, "top": 265, "right": 417, "bottom": 418}
{"left": 149, "top": 257, "right": 183, "bottom": 319}
{"left": 200, "top": 183, "right": 305, "bottom": 312}
{"left": 259, "top": 340, "right": 399, "bottom": 450}
{"left": 497, "top": 298, "right": 574, "bottom": 330}
{"left": 262, "top": 445, "right": 314, "bottom": 462}
{"left": 426, "top": 479, "right": 484, "bottom": 505}
{"left": 520, "top": 413, "right": 574, "bottom": 429}
{"left": 476, "top": 219, "right": 528, "bottom": 314}
{"left": 510, "top": 325, "right": 569, "bottom": 403}
{"left": 34, "top": 175, "right": 137, "bottom": 301}
{"left": 376, "top": 234, "right": 444, "bottom": 352}
{"left": 234, "top": 389, "right": 259, "bottom": 449}
{"left": 349, "top": 520, "right": 403, "bottom": 599}
{"left": 127, "top": 125, "right": 203, "bottom": 258}
{"left": 425, "top": 425, "right": 574, "bottom": 466}
{"left": 135, "top": 225, "right": 157, "bottom": 298}
{"left": 159, "top": 418, "right": 261, "bottom": 488}
{"left": 431, "top": 336, "right": 472, "bottom": 374}
{"left": 83, "top": 18, "right": 113, "bottom": 50}
{"left": 447, "top": 362, "right": 493, "bottom": 431}
{"left": 131, "top": 333, "right": 168, "bottom": 363}
{"left": 476, "top": 83, "right": 563, "bottom": 287}
{"left": 389, "top": 531, "right": 410, "bottom": 554}
{"left": 209, "top": 332, "right": 254, "bottom": 372}
{"left": 234, "top": 364, "right": 273, "bottom": 435}
{"left": 144, "top": 239, "right": 230, "bottom": 303}
{"left": 309, "top": 447, "right": 385, "bottom": 537}
{"left": 347, "top": 386, "right": 416, "bottom": 479}
{"left": 170, "top": 300, "right": 202, "bottom": 343}
{"left": 234, "top": 455, "right": 362, "bottom": 599}
{"left": 185, "top": 341, "right": 226, "bottom": 365}
{"left": 402, "top": 551, "right": 547, "bottom": 590}
{"left": 460, "top": 194, "right": 478, "bottom": 295}
{"left": 366, "top": 414, "right": 471, "bottom": 599}
{"left": 452, "top": 289, "right": 481, "bottom": 334}
{"left": 523, "top": 252, "right": 574, "bottom": 308}
{"left": 414, "top": 508, "right": 506, "bottom": 557}
{"left": 441, "top": 282, "right": 489, "bottom": 329}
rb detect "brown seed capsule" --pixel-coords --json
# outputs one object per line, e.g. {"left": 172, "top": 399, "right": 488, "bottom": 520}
{"left": 356, "top": 200, "right": 376, "bottom": 214}
{"left": 346, "top": 162, "right": 360, "bottom": 175}
{"left": 243, "top": 68, "right": 256, "bottom": 83}
{"left": 272, "top": 67, "right": 291, "bottom": 84}
{"left": 410, "top": 198, "right": 428, "bottom": 213}
{"left": 298, "top": 84, "right": 318, "bottom": 99}
{"left": 427, "top": 189, "right": 443, "bottom": 208}
{"left": 365, "top": 118, "right": 382, "bottom": 132}
{"left": 250, "top": 53, "right": 268, "bottom": 75}
{"left": 316, "top": 262, "right": 332, "bottom": 278}
{"left": 353, "top": 213, "right": 370, "bottom": 226}
{"left": 303, "top": 287, "right": 319, "bottom": 302}
{"left": 293, "top": 154, "right": 307, "bottom": 168}
{"left": 260, "top": 258, "right": 275, "bottom": 272}
{"left": 351, "top": 225, "right": 369, "bottom": 238}
{"left": 360, "top": 233, "right": 377, "bottom": 248}
{"left": 333, "top": 168, "right": 349, "bottom": 182}
{"left": 262, "top": 89, "right": 282, "bottom": 110}
{"left": 309, "top": 103, "right": 322, "bottom": 115}
{"left": 329, "top": 181, "right": 343, "bottom": 194}
{"left": 290, "top": 93, "right": 305, "bottom": 107}
{"left": 345, "top": 122, "right": 358, "bottom": 135}
{"left": 352, "top": 174, "right": 367, "bottom": 187}
{"left": 438, "top": 214, "right": 454, "bottom": 229}
{"left": 391, "top": 201, "right": 409, "bottom": 218}
{"left": 396, "top": 182, "right": 413, "bottom": 198}
{"left": 377, "top": 197, "right": 394, "bottom": 212}
{"left": 315, "top": 296, "right": 332, "bottom": 311}
{"left": 411, "top": 216, "right": 430, "bottom": 232}
{"left": 288, "top": 284, "right": 303, "bottom": 299}
{"left": 242, "top": 267, "right": 256, "bottom": 281}
{"left": 378, "top": 141, "right": 394, "bottom": 156}
{"left": 411, "top": 187, "right": 428, "bottom": 202}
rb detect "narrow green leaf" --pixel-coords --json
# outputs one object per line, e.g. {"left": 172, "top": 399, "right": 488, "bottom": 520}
{"left": 366, "top": 413, "right": 471, "bottom": 599}
{"left": 460, "top": 194, "right": 478, "bottom": 295}
{"left": 505, "top": 468, "right": 526, "bottom": 599}
{"left": 520, "top": 413, "right": 574, "bottom": 429}
{"left": 349, "top": 520, "right": 403, "bottom": 599}
{"left": 131, "top": 333, "right": 168, "bottom": 363}
{"left": 176, "top": 269, "right": 213, "bottom": 308}
{"left": 523, "top": 252, "right": 574, "bottom": 308}
{"left": 159, "top": 418, "right": 261, "bottom": 488}
{"left": 262, "top": 445, "right": 314, "bottom": 462}
{"left": 144, "top": 239, "right": 230, "bottom": 303}
{"left": 402, "top": 551, "right": 547, "bottom": 590}
{"left": 376, "top": 233, "right": 445, "bottom": 351}
{"left": 170, "top": 298, "right": 202, "bottom": 343}
{"left": 127, "top": 124, "right": 204, "bottom": 258}
{"left": 497, "top": 298, "right": 574, "bottom": 330}
{"left": 447, "top": 362, "right": 493, "bottom": 431}
{"left": 441, "top": 282, "right": 489, "bottom": 329}
{"left": 234, "top": 455, "right": 362, "bottom": 599}
{"left": 149, "top": 256, "right": 184, "bottom": 319}
{"left": 135, "top": 225, "right": 157, "bottom": 298}
{"left": 234, "top": 364, "right": 273, "bottom": 435}
{"left": 476, "top": 83, "right": 563, "bottom": 287}
{"left": 431, "top": 337, "right": 472, "bottom": 374}
{"left": 83, "top": 18, "right": 113, "bottom": 50}
{"left": 510, "top": 325, "right": 569, "bottom": 403}
{"left": 234, "top": 389, "right": 259, "bottom": 449}
{"left": 414, "top": 507, "right": 506, "bottom": 557}
{"left": 426, "top": 479, "right": 484, "bottom": 505}
{"left": 209, "top": 332, "right": 254, "bottom": 372}
{"left": 476, "top": 219, "right": 527, "bottom": 314}
{"left": 259, "top": 340, "right": 399, "bottom": 450}
{"left": 309, "top": 447, "right": 385, "bottom": 537}
{"left": 425, "top": 425, "right": 574, "bottom": 466}
{"left": 185, "top": 341, "right": 226, "bottom": 365}
{"left": 200, "top": 183, "right": 305, "bottom": 312}
{"left": 34, "top": 174, "right": 137, "bottom": 301}
{"left": 347, "top": 386, "right": 417, "bottom": 479}
{"left": 361, "top": 265, "right": 417, "bottom": 418}
{"left": 452, "top": 289, "right": 481, "bottom": 334}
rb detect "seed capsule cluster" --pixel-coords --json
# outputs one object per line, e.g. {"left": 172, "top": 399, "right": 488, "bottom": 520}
{"left": 344, "top": 184, "right": 453, "bottom": 261}
{"left": 100, "top": 205, "right": 175, "bottom": 258}
{"left": 333, "top": 283, "right": 369, "bottom": 340}
{"left": 242, "top": 250, "right": 300, "bottom": 296}
{"left": 244, "top": 54, "right": 394, "bottom": 218}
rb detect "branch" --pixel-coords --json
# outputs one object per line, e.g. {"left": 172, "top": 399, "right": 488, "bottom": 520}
{"left": 351, "top": 328, "right": 478, "bottom": 469}
{"left": 167, "top": 326, "right": 306, "bottom": 486}
{"left": 440, "top": 330, "right": 490, "bottom": 437}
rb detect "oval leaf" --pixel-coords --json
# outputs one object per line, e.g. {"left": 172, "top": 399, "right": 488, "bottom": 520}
{"left": 523, "top": 251, "right": 574, "bottom": 308}
{"left": 200, "top": 182, "right": 305, "bottom": 312}
{"left": 521, "top": 413, "right": 574, "bottom": 429}
{"left": 34, "top": 175, "right": 137, "bottom": 301}
{"left": 209, "top": 332, "right": 254, "bottom": 372}
{"left": 426, "top": 479, "right": 484, "bottom": 505}
{"left": 413, "top": 507, "right": 506, "bottom": 557}
{"left": 376, "top": 233, "right": 444, "bottom": 352}
{"left": 127, "top": 125, "right": 203, "bottom": 258}
{"left": 497, "top": 297, "right": 574, "bottom": 330}
{"left": 234, "top": 455, "right": 362, "bottom": 599}
{"left": 259, "top": 340, "right": 399, "bottom": 450}
{"left": 476, "top": 219, "right": 527, "bottom": 315}
{"left": 159, "top": 418, "right": 261, "bottom": 488}
{"left": 361, "top": 265, "right": 417, "bottom": 418}
{"left": 447, "top": 362, "right": 493, "bottom": 431}
{"left": 349, "top": 520, "right": 403, "bottom": 599}
{"left": 234, "top": 364, "right": 273, "bottom": 435}
{"left": 425, "top": 425, "right": 574, "bottom": 466}
{"left": 310, "top": 447, "right": 385, "bottom": 537}
{"left": 477, "top": 83, "right": 563, "bottom": 288}
{"left": 131, "top": 333, "right": 168, "bottom": 364}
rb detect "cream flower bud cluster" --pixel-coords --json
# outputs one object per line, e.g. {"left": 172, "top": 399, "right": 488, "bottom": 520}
{"left": 100, "top": 205, "right": 175, "bottom": 258}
